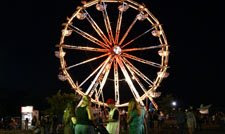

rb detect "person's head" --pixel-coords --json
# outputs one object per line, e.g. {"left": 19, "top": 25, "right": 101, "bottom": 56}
{"left": 106, "top": 98, "right": 115, "bottom": 109}
{"left": 82, "top": 95, "right": 91, "bottom": 106}
{"left": 128, "top": 98, "right": 136, "bottom": 111}
{"left": 128, "top": 98, "right": 141, "bottom": 116}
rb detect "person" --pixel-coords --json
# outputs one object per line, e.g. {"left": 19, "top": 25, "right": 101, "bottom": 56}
{"left": 186, "top": 107, "right": 196, "bottom": 134}
{"left": 75, "top": 95, "right": 95, "bottom": 134}
{"left": 32, "top": 116, "right": 37, "bottom": 127}
{"left": 25, "top": 118, "right": 29, "bottom": 130}
{"left": 106, "top": 98, "right": 120, "bottom": 134}
{"left": 127, "top": 98, "right": 143, "bottom": 134}
{"left": 63, "top": 102, "right": 75, "bottom": 134}
{"left": 140, "top": 105, "right": 147, "bottom": 134}
{"left": 175, "top": 108, "right": 186, "bottom": 134}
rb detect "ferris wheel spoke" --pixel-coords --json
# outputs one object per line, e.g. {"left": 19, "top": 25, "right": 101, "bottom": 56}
{"left": 122, "top": 57, "right": 154, "bottom": 85}
{"left": 101, "top": 2, "right": 115, "bottom": 44}
{"left": 84, "top": 10, "right": 111, "bottom": 45}
{"left": 115, "top": 9, "right": 123, "bottom": 44}
{"left": 85, "top": 55, "right": 112, "bottom": 95}
{"left": 122, "top": 44, "right": 167, "bottom": 52}
{"left": 89, "top": 57, "right": 114, "bottom": 97}
{"left": 116, "top": 56, "right": 144, "bottom": 106}
{"left": 123, "top": 60, "right": 149, "bottom": 92}
{"left": 96, "top": 60, "right": 113, "bottom": 99}
{"left": 60, "top": 44, "right": 109, "bottom": 52}
{"left": 122, "top": 57, "right": 158, "bottom": 109}
{"left": 140, "top": 90, "right": 159, "bottom": 110}
{"left": 66, "top": 53, "right": 109, "bottom": 70}
{"left": 122, "top": 53, "right": 162, "bottom": 68}
{"left": 121, "top": 27, "right": 155, "bottom": 48}
{"left": 118, "top": 17, "right": 138, "bottom": 46}
{"left": 79, "top": 60, "right": 106, "bottom": 88}
{"left": 114, "top": 60, "right": 120, "bottom": 105}
{"left": 68, "top": 24, "right": 109, "bottom": 49}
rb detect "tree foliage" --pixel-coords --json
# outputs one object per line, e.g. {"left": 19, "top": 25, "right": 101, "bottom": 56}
{"left": 157, "top": 94, "right": 174, "bottom": 114}
{"left": 45, "top": 90, "right": 80, "bottom": 115}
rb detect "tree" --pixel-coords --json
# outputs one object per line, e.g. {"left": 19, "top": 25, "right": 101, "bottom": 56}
{"left": 45, "top": 90, "right": 80, "bottom": 116}
{"left": 157, "top": 94, "right": 174, "bottom": 114}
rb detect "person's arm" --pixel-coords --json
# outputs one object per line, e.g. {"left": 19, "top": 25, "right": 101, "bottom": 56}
{"left": 127, "top": 113, "right": 132, "bottom": 124}
{"left": 86, "top": 106, "right": 94, "bottom": 120}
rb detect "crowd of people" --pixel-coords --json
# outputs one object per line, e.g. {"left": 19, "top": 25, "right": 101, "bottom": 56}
{"left": 1, "top": 98, "right": 225, "bottom": 134}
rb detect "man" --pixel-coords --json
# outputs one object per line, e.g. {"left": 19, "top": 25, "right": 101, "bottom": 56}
{"left": 175, "top": 108, "right": 186, "bottom": 134}
{"left": 106, "top": 98, "right": 120, "bottom": 134}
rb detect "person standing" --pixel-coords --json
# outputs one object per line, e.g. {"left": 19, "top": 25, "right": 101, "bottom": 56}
{"left": 106, "top": 98, "right": 120, "bottom": 134}
{"left": 186, "top": 107, "right": 196, "bottom": 134}
{"left": 63, "top": 102, "right": 75, "bottom": 134}
{"left": 127, "top": 98, "right": 143, "bottom": 134}
{"left": 175, "top": 108, "right": 186, "bottom": 134}
{"left": 75, "top": 95, "right": 95, "bottom": 134}
{"left": 25, "top": 118, "right": 29, "bottom": 130}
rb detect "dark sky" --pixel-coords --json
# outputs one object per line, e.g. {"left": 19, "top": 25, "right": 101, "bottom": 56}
{"left": 1, "top": 0, "right": 225, "bottom": 115}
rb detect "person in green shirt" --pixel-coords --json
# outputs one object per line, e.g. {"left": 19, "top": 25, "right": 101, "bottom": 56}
{"left": 127, "top": 98, "right": 144, "bottom": 134}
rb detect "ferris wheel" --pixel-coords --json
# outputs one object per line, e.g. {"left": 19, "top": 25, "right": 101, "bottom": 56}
{"left": 56, "top": 0, "right": 169, "bottom": 109}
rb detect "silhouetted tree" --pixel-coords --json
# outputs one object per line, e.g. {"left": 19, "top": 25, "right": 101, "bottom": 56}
{"left": 157, "top": 94, "right": 174, "bottom": 114}
{"left": 45, "top": 90, "right": 80, "bottom": 115}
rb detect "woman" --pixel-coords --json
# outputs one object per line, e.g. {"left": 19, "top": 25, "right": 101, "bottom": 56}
{"left": 75, "top": 95, "right": 95, "bottom": 134}
{"left": 127, "top": 98, "right": 144, "bottom": 134}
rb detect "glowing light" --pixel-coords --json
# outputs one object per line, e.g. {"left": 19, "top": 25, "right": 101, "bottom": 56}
{"left": 96, "top": 4, "right": 106, "bottom": 11}
{"left": 118, "top": 3, "right": 129, "bottom": 12}
{"left": 171, "top": 101, "right": 177, "bottom": 106}
{"left": 62, "top": 29, "right": 72, "bottom": 36}
{"left": 137, "top": 13, "right": 148, "bottom": 21}
{"left": 57, "top": 0, "right": 170, "bottom": 108}
{"left": 157, "top": 71, "right": 169, "bottom": 78}
{"left": 21, "top": 106, "right": 33, "bottom": 113}
{"left": 158, "top": 50, "right": 169, "bottom": 56}
{"left": 149, "top": 91, "right": 161, "bottom": 98}
{"left": 58, "top": 74, "right": 67, "bottom": 81}
{"left": 138, "top": 5, "right": 145, "bottom": 11}
{"left": 55, "top": 51, "right": 66, "bottom": 58}
{"left": 81, "top": 0, "right": 87, "bottom": 4}
{"left": 76, "top": 12, "right": 87, "bottom": 20}
{"left": 151, "top": 30, "right": 162, "bottom": 37}
{"left": 113, "top": 45, "right": 122, "bottom": 55}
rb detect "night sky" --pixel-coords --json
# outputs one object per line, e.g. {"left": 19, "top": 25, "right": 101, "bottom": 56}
{"left": 1, "top": 0, "right": 225, "bottom": 115}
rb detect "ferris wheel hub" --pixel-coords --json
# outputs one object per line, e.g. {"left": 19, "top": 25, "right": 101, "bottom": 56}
{"left": 112, "top": 45, "right": 122, "bottom": 55}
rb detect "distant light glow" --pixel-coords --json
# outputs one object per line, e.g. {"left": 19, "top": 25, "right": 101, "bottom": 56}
{"left": 199, "top": 109, "right": 209, "bottom": 114}
{"left": 21, "top": 106, "right": 33, "bottom": 113}
{"left": 172, "top": 101, "right": 177, "bottom": 106}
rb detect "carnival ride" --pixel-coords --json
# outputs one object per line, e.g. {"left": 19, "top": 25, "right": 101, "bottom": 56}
{"left": 55, "top": 0, "right": 169, "bottom": 109}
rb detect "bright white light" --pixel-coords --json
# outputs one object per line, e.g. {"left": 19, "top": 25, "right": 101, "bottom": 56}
{"left": 113, "top": 46, "right": 122, "bottom": 55}
{"left": 172, "top": 101, "right": 177, "bottom": 106}
{"left": 21, "top": 106, "right": 33, "bottom": 113}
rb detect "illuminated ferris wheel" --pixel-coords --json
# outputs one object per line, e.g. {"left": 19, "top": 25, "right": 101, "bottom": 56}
{"left": 56, "top": 0, "right": 169, "bottom": 109}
